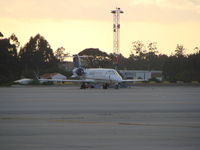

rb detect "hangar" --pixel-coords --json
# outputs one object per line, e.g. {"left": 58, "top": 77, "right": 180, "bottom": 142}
{"left": 119, "top": 70, "right": 162, "bottom": 81}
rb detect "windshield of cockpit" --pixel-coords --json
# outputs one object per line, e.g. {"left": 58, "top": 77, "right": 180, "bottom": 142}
{"left": 107, "top": 70, "right": 118, "bottom": 75}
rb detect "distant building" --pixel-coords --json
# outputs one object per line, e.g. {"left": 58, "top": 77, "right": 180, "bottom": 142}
{"left": 40, "top": 73, "right": 67, "bottom": 80}
{"left": 40, "top": 73, "right": 67, "bottom": 84}
{"left": 119, "top": 70, "right": 162, "bottom": 81}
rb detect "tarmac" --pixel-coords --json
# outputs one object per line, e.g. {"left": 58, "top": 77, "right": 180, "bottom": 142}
{"left": 0, "top": 85, "right": 200, "bottom": 150}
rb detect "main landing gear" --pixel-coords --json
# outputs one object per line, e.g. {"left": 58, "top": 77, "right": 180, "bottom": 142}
{"left": 80, "top": 83, "right": 119, "bottom": 89}
{"left": 80, "top": 82, "right": 95, "bottom": 89}
{"left": 102, "top": 83, "right": 109, "bottom": 89}
{"left": 80, "top": 82, "right": 86, "bottom": 89}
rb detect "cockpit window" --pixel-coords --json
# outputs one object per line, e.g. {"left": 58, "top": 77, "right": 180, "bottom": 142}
{"left": 107, "top": 70, "right": 117, "bottom": 75}
{"left": 113, "top": 70, "right": 118, "bottom": 75}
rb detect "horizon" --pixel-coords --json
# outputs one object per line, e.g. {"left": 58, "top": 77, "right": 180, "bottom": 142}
{"left": 1, "top": 0, "right": 200, "bottom": 57}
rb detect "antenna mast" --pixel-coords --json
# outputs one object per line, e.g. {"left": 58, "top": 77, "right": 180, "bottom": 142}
{"left": 111, "top": 7, "right": 124, "bottom": 67}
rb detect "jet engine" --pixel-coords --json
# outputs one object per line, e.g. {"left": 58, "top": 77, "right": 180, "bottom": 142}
{"left": 73, "top": 68, "right": 85, "bottom": 76}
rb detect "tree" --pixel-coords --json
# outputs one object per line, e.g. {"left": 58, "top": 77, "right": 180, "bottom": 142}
{"left": 0, "top": 33, "right": 20, "bottom": 84}
{"left": 78, "top": 48, "right": 112, "bottom": 68}
{"left": 54, "top": 47, "right": 69, "bottom": 62}
{"left": 175, "top": 44, "right": 185, "bottom": 57}
{"left": 187, "top": 51, "right": 200, "bottom": 81}
{"left": 19, "top": 34, "right": 57, "bottom": 77}
{"left": 147, "top": 42, "right": 158, "bottom": 54}
{"left": 0, "top": 32, "right": 3, "bottom": 38}
{"left": 194, "top": 46, "right": 200, "bottom": 54}
{"left": 9, "top": 33, "right": 20, "bottom": 48}
{"left": 146, "top": 42, "right": 158, "bottom": 70}
{"left": 129, "top": 41, "right": 159, "bottom": 70}
{"left": 131, "top": 41, "right": 146, "bottom": 56}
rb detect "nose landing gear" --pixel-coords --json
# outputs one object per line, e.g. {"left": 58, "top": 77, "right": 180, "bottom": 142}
{"left": 114, "top": 83, "right": 120, "bottom": 89}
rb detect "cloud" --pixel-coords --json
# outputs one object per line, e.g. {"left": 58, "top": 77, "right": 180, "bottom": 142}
{"left": 0, "top": 0, "right": 114, "bottom": 20}
{"left": 0, "top": 0, "right": 200, "bottom": 23}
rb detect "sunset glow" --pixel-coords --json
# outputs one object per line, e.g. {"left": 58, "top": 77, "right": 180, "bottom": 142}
{"left": 1, "top": 0, "right": 200, "bottom": 57}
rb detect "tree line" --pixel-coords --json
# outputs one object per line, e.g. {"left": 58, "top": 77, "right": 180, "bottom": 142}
{"left": 0, "top": 33, "right": 68, "bottom": 84}
{"left": 78, "top": 43, "right": 200, "bottom": 82}
{"left": 0, "top": 32, "right": 200, "bottom": 84}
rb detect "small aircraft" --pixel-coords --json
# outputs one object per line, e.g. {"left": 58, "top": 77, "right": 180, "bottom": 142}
{"left": 39, "top": 54, "right": 143, "bottom": 89}
{"left": 14, "top": 78, "right": 34, "bottom": 85}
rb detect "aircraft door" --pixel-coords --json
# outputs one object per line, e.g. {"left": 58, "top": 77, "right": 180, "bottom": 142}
{"left": 105, "top": 71, "right": 111, "bottom": 82}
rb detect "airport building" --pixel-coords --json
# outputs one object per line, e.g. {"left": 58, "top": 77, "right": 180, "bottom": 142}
{"left": 119, "top": 70, "right": 162, "bottom": 81}
{"left": 40, "top": 73, "right": 67, "bottom": 80}
{"left": 40, "top": 73, "right": 67, "bottom": 84}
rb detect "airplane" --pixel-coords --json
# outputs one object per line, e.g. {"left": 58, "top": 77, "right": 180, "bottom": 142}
{"left": 38, "top": 54, "right": 144, "bottom": 89}
{"left": 14, "top": 78, "right": 34, "bottom": 85}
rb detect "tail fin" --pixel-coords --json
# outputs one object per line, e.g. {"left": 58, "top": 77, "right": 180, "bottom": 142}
{"left": 73, "top": 54, "right": 82, "bottom": 68}
{"left": 72, "top": 55, "right": 85, "bottom": 77}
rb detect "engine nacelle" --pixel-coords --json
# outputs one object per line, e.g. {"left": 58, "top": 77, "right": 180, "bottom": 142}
{"left": 73, "top": 68, "right": 85, "bottom": 76}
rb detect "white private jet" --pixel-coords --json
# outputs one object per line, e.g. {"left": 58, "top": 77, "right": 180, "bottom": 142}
{"left": 14, "top": 78, "right": 34, "bottom": 85}
{"left": 39, "top": 54, "right": 143, "bottom": 89}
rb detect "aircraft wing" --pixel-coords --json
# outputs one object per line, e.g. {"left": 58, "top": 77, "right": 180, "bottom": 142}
{"left": 121, "top": 79, "right": 145, "bottom": 82}
{"left": 38, "top": 79, "right": 95, "bottom": 83}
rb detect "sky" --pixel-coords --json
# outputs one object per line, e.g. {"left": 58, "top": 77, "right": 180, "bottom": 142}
{"left": 1, "top": 0, "right": 200, "bottom": 57}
